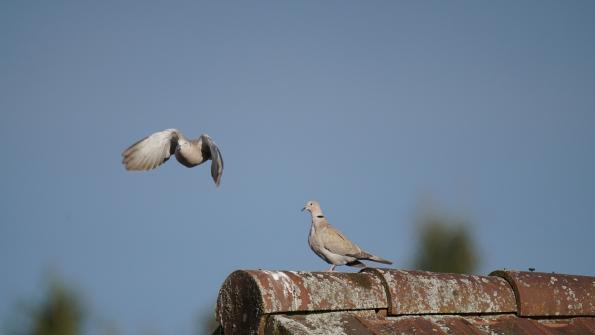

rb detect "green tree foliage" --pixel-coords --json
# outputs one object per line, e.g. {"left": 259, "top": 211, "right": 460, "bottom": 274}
{"left": 31, "top": 279, "right": 84, "bottom": 335}
{"left": 413, "top": 208, "right": 479, "bottom": 274}
{"left": 7, "top": 277, "right": 86, "bottom": 335}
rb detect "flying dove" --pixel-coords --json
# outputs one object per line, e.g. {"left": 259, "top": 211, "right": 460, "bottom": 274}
{"left": 122, "top": 129, "right": 223, "bottom": 186}
{"left": 302, "top": 200, "right": 393, "bottom": 272}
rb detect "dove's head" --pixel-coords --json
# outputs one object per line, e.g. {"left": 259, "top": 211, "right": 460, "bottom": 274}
{"left": 301, "top": 200, "right": 322, "bottom": 215}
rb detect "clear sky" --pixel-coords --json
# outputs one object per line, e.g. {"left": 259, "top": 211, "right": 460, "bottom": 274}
{"left": 1, "top": 1, "right": 594, "bottom": 334}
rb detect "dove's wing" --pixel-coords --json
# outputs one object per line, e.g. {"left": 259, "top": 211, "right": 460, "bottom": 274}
{"left": 320, "top": 224, "right": 362, "bottom": 257}
{"left": 122, "top": 129, "right": 181, "bottom": 171}
{"left": 201, "top": 134, "right": 224, "bottom": 186}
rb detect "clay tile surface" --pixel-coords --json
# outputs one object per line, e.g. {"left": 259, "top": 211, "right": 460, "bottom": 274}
{"left": 363, "top": 268, "right": 517, "bottom": 315}
{"left": 491, "top": 270, "right": 595, "bottom": 317}
{"left": 216, "top": 270, "right": 387, "bottom": 334}
{"left": 265, "top": 311, "right": 380, "bottom": 335}
{"left": 360, "top": 315, "right": 595, "bottom": 335}
{"left": 215, "top": 269, "right": 595, "bottom": 334}
{"left": 266, "top": 314, "right": 595, "bottom": 335}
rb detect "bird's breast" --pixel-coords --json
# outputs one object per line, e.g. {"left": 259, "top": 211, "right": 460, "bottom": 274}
{"left": 308, "top": 225, "right": 320, "bottom": 248}
{"left": 175, "top": 146, "right": 204, "bottom": 167}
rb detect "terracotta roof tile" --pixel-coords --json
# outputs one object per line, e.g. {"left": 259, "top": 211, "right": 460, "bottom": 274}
{"left": 491, "top": 270, "right": 595, "bottom": 317}
{"left": 216, "top": 270, "right": 387, "bottom": 334}
{"left": 215, "top": 269, "right": 595, "bottom": 334}
{"left": 363, "top": 268, "right": 517, "bottom": 315}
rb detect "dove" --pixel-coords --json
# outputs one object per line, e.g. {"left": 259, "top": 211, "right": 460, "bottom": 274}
{"left": 122, "top": 129, "right": 223, "bottom": 186}
{"left": 302, "top": 200, "right": 393, "bottom": 272}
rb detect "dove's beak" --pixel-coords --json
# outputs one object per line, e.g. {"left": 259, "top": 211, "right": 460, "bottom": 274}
{"left": 301, "top": 207, "right": 306, "bottom": 212}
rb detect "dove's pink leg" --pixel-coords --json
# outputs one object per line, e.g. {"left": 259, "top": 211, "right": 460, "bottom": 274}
{"left": 327, "top": 265, "right": 336, "bottom": 272}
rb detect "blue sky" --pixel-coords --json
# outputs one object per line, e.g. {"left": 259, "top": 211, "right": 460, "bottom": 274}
{"left": 1, "top": 1, "right": 594, "bottom": 334}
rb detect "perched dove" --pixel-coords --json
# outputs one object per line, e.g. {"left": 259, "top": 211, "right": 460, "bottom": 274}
{"left": 302, "top": 200, "right": 393, "bottom": 272}
{"left": 122, "top": 129, "right": 223, "bottom": 186}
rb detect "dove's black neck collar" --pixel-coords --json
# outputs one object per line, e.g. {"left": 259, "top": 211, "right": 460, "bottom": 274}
{"left": 316, "top": 215, "right": 325, "bottom": 218}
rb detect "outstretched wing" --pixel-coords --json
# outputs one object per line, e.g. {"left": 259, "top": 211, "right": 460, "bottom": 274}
{"left": 201, "top": 134, "right": 224, "bottom": 186}
{"left": 122, "top": 129, "right": 181, "bottom": 171}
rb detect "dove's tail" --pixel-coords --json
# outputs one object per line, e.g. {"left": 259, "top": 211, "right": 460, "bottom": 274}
{"left": 360, "top": 252, "right": 393, "bottom": 265}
